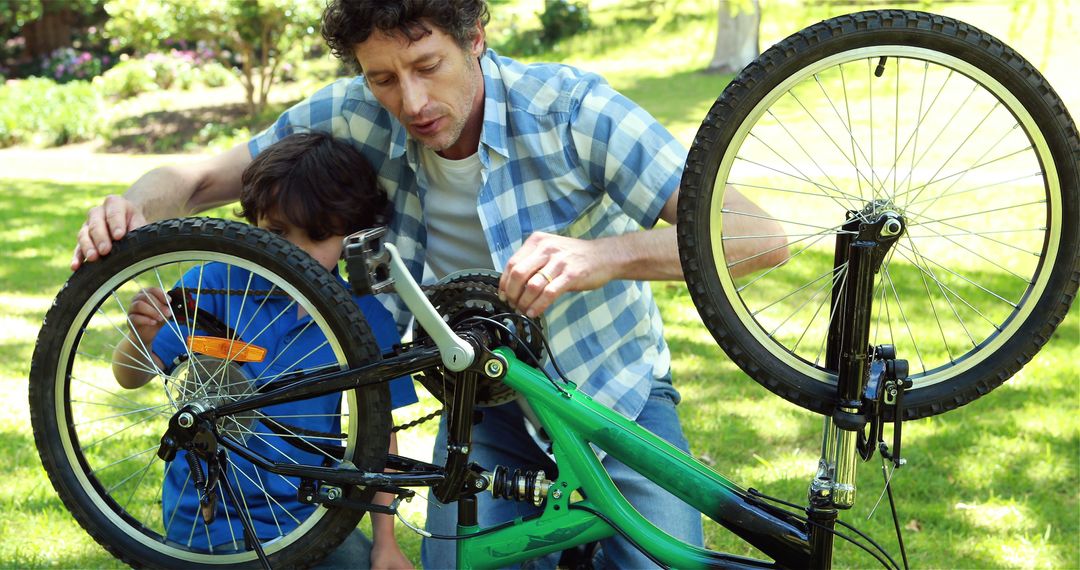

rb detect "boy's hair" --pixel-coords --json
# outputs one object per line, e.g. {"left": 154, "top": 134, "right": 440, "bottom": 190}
{"left": 322, "top": 0, "right": 490, "bottom": 74}
{"left": 238, "top": 131, "right": 389, "bottom": 241}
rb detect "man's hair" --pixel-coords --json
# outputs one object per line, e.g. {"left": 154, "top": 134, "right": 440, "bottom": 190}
{"left": 238, "top": 131, "right": 388, "bottom": 241}
{"left": 322, "top": 0, "right": 490, "bottom": 73}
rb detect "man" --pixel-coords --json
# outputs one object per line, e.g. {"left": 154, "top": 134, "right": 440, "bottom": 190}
{"left": 73, "top": 1, "right": 786, "bottom": 567}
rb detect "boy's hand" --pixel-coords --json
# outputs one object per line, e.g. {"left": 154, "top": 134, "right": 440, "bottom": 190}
{"left": 370, "top": 540, "right": 413, "bottom": 570}
{"left": 127, "top": 287, "right": 172, "bottom": 345}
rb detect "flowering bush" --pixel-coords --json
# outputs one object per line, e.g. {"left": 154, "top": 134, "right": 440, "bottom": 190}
{"left": 38, "top": 47, "right": 110, "bottom": 83}
{"left": 97, "top": 48, "right": 236, "bottom": 100}
{"left": 140, "top": 43, "right": 235, "bottom": 91}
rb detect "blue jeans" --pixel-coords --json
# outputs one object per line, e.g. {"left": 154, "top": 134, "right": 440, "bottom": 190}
{"left": 421, "top": 378, "right": 705, "bottom": 569}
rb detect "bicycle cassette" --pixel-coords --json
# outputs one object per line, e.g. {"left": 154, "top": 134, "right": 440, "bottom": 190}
{"left": 168, "top": 354, "right": 258, "bottom": 442}
{"left": 414, "top": 270, "right": 544, "bottom": 407}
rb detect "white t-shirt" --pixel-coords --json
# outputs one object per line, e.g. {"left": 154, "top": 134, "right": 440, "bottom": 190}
{"left": 419, "top": 147, "right": 495, "bottom": 279}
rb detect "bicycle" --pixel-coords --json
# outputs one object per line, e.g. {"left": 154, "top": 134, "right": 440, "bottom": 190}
{"left": 30, "top": 10, "right": 1077, "bottom": 569}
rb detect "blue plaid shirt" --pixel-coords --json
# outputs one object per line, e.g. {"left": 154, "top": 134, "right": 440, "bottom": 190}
{"left": 250, "top": 50, "right": 685, "bottom": 420}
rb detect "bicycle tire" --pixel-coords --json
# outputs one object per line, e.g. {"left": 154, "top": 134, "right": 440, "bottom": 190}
{"left": 679, "top": 10, "right": 1079, "bottom": 419}
{"left": 30, "top": 218, "right": 392, "bottom": 568}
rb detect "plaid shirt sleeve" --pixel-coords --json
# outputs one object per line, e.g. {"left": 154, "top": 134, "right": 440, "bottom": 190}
{"left": 567, "top": 79, "right": 685, "bottom": 228}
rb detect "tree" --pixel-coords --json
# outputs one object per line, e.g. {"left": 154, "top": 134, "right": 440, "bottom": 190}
{"left": 706, "top": 0, "right": 760, "bottom": 74}
{"left": 0, "top": 0, "right": 105, "bottom": 65}
{"left": 104, "top": 0, "right": 321, "bottom": 116}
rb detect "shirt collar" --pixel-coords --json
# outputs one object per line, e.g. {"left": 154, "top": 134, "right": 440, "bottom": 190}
{"left": 478, "top": 49, "right": 510, "bottom": 159}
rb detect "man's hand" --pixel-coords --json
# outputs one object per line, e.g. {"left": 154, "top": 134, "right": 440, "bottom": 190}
{"left": 72, "top": 195, "right": 147, "bottom": 270}
{"left": 498, "top": 232, "right": 621, "bottom": 319}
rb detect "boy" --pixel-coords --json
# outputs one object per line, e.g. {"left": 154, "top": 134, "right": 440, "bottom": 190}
{"left": 112, "top": 132, "right": 416, "bottom": 569}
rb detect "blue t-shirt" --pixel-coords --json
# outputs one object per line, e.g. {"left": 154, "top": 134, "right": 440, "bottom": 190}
{"left": 151, "top": 262, "right": 417, "bottom": 549}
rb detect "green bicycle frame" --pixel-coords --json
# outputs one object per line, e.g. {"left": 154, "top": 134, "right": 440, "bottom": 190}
{"left": 454, "top": 348, "right": 811, "bottom": 569}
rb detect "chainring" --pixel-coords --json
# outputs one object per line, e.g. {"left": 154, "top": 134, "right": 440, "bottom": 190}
{"left": 414, "top": 271, "right": 544, "bottom": 407}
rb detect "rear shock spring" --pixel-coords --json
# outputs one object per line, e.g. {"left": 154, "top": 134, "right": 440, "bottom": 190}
{"left": 489, "top": 465, "right": 551, "bottom": 507}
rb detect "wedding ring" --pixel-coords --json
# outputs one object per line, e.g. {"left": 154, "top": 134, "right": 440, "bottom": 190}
{"left": 538, "top": 269, "right": 553, "bottom": 283}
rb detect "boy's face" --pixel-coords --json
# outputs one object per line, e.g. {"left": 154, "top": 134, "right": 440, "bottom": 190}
{"left": 354, "top": 21, "right": 486, "bottom": 159}
{"left": 257, "top": 214, "right": 343, "bottom": 272}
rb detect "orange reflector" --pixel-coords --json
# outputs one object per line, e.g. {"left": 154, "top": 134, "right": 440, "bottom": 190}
{"left": 187, "top": 336, "right": 267, "bottom": 363}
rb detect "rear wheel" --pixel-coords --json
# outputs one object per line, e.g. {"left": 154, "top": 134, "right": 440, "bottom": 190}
{"left": 30, "top": 218, "right": 392, "bottom": 567}
{"left": 679, "top": 10, "right": 1079, "bottom": 419}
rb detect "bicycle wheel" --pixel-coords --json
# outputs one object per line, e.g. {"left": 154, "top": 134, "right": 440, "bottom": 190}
{"left": 30, "top": 218, "right": 392, "bottom": 568}
{"left": 679, "top": 10, "right": 1079, "bottom": 419}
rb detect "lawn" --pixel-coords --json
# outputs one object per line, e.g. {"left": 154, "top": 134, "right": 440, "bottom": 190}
{"left": 1, "top": 1, "right": 1077, "bottom": 568}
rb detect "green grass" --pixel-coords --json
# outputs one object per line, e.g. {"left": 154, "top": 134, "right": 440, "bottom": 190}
{"left": 2, "top": 1, "right": 1078, "bottom": 568}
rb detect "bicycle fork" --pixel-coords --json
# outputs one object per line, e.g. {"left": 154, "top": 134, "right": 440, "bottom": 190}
{"left": 808, "top": 208, "right": 906, "bottom": 568}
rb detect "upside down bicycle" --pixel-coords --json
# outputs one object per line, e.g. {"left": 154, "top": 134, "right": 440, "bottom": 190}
{"left": 30, "top": 11, "right": 1077, "bottom": 569}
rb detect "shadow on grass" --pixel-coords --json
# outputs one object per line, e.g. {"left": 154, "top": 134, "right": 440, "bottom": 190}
{"left": 104, "top": 99, "right": 300, "bottom": 154}
{"left": 0, "top": 178, "right": 125, "bottom": 295}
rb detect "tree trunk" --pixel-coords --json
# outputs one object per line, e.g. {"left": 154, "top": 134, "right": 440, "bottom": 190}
{"left": 707, "top": 0, "right": 760, "bottom": 74}
{"left": 21, "top": 9, "right": 77, "bottom": 59}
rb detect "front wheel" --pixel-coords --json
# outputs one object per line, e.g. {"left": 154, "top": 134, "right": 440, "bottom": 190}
{"left": 30, "top": 218, "right": 391, "bottom": 567}
{"left": 679, "top": 10, "right": 1079, "bottom": 419}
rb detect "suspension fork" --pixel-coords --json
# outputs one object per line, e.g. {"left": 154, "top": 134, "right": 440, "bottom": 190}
{"left": 808, "top": 209, "right": 904, "bottom": 568}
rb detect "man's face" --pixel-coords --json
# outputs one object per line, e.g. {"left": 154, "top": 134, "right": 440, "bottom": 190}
{"left": 354, "top": 23, "right": 485, "bottom": 159}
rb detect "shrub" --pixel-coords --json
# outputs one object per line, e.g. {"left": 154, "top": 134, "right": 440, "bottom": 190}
{"left": 96, "top": 59, "right": 159, "bottom": 99}
{"left": 37, "top": 47, "right": 110, "bottom": 83}
{"left": 0, "top": 78, "right": 105, "bottom": 147}
{"left": 538, "top": 0, "right": 591, "bottom": 44}
{"left": 195, "top": 61, "right": 234, "bottom": 88}
{"left": 145, "top": 50, "right": 237, "bottom": 91}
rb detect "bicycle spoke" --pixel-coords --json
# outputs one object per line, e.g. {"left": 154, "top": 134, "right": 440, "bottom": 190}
{"left": 74, "top": 403, "right": 173, "bottom": 427}
{"left": 226, "top": 456, "right": 304, "bottom": 527}
{"left": 881, "top": 264, "right": 926, "bottom": 374}
{"left": 905, "top": 235, "right": 978, "bottom": 350}
{"left": 791, "top": 267, "right": 841, "bottom": 355}
{"left": 729, "top": 180, "right": 864, "bottom": 201}
{"left": 164, "top": 470, "right": 193, "bottom": 541}
{"left": 906, "top": 216, "right": 1036, "bottom": 283}
{"left": 247, "top": 320, "right": 324, "bottom": 385}
{"left": 891, "top": 245, "right": 1008, "bottom": 331}
{"left": 90, "top": 445, "right": 158, "bottom": 476}
{"left": 812, "top": 264, "right": 849, "bottom": 368}
{"left": 760, "top": 108, "right": 859, "bottom": 212}
{"left": 902, "top": 103, "right": 1008, "bottom": 212}
{"left": 788, "top": 85, "right": 882, "bottom": 194}
{"left": 905, "top": 171, "right": 1042, "bottom": 208}
{"left": 752, "top": 264, "right": 840, "bottom": 318}
{"left": 251, "top": 467, "right": 286, "bottom": 537}
{"left": 252, "top": 410, "right": 342, "bottom": 466}
{"left": 772, "top": 269, "right": 834, "bottom": 348}
{"left": 892, "top": 81, "right": 980, "bottom": 195}
{"left": 904, "top": 238, "right": 958, "bottom": 362}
